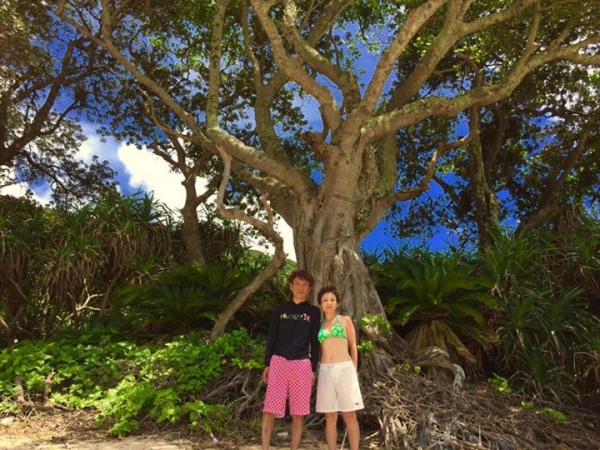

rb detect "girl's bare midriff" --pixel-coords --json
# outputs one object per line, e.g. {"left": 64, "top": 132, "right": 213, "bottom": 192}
{"left": 320, "top": 335, "right": 353, "bottom": 364}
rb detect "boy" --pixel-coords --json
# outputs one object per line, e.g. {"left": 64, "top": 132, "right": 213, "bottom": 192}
{"left": 261, "top": 269, "right": 321, "bottom": 450}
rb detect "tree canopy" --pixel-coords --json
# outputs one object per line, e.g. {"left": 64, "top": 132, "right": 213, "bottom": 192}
{"left": 0, "top": 0, "right": 117, "bottom": 206}
{"left": 49, "top": 0, "right": 600, "bottom": 324}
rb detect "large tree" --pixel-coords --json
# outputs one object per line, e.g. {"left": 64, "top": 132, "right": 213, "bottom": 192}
{"left": 54, "top": 0, "right": 600, "bottom": 349}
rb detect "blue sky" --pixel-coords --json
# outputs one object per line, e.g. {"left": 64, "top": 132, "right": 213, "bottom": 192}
{"left": 3, "top": 124, "right": 454, "bottom": 261}
{"left": 1, "top": 114, "right": 459, "bottom": 261}
{"left": 0, "top": 16, "right": 457, "bottom": 261}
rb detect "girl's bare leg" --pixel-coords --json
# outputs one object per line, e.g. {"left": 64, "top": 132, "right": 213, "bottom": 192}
{"left": 342, "top": 411, "right": 360, "bottom": 450}
{"left": 324, "top": 412, "right": 338, "bottom": 450}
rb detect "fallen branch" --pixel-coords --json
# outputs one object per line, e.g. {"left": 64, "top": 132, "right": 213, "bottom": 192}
{"left": 359, "top": 364, "right": 600, "bottom": 449}
{"left": 15, "top": 375, "right": 26, "bottom": 404}
{"left": 43, "top": 370, "right": 55, "bottom": 407}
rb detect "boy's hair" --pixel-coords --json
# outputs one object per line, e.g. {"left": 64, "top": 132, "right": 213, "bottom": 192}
{"left": 288, "top": 269, "right": 315, "bottom": 287}
{"left": 317, "top": 286, "right": 340, "bottom": 305}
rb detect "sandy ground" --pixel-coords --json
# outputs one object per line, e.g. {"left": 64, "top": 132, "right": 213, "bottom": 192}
{"left": 0, "top": 435, "right": 328, "bottom": 450}
{"left": 1, "top": 435, "right": 208, "bottom": 450}
{"left": 0, "top": 411, "right": 329, "bottom": 450}
{"left": 0, "top": 433, "right": 329, "bottom": 450}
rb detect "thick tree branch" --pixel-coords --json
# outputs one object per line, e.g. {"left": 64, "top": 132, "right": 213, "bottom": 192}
{"left": 361, "top": 39, "right": 600, "bottom": 145}
{"left": 228, "top": 159, "right": 297, "bottom": 224}
{"left": 280, "top": 0, "right": 360, "bottom": 110}
{"left": 210, "top": 146, "right": 287, "bottom": 340}
{"left": 206, "top": 128, "right": 316, "bottom": 202}
{"left": 385, "top": 0, "right": 464, "bottom": 110}
{"left": 248, "top": 0, "right": 341, "bottom": 132}
{"left": 461, "top": 0, "right": 540, "bottom": 34}
{"left": 206, "top": 0, "right": 231, "bottom": 129}
{"left": 252, "top": 0, "right": 354, "bottom": 162}
{"left": 370, "top": 1, "right": 545, "bottom": 200}
{"left": 240, "top": 1, "right": 263, "bottom": 93}
{"left": 362, "top": 0, "right": 448, "bottom": 115}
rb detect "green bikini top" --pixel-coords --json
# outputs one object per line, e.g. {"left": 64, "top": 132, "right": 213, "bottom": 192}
{"left": 318, "top": 316, "right": 347, "bottom": 344}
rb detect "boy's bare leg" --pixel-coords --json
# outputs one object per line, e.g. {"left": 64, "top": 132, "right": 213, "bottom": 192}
{"left": 262, "top": 412, "right": 276, "bottom": 450}
{"left": 290, "top": 415, "right": 304, "bottom": 450}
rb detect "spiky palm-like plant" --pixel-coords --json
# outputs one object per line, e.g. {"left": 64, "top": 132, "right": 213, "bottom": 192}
{"left": 111, "top": 263, "right": 253, "bottom": 334}
{"left": 0, "top": 191, "right": 174, "bottom": 342}
{"left": 376, "top": 250, "right": 497, "bottom": 367}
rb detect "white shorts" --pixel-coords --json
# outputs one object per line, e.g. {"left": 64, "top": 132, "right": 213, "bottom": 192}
{"left": 316, "top": 360, "right": 364, "bottom": 413}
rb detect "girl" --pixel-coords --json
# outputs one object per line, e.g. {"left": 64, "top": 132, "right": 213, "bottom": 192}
{"left": 316, "top": 286, "right": 364, "bottom": 450}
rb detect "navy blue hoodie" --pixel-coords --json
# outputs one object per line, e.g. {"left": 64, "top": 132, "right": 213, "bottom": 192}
{"left": 265, "top": 300, "right": 321, "bottom": 371}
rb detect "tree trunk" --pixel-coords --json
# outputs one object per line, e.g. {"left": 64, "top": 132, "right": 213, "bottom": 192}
{"left": 180, "top": 183, "right": 208, "bottom": 265}
{"left": 290, "top": 191, "right": 464, "bottom": 385}
{"left": 469, "top": 137, "right": 500, "bottom": 252}
{"left": 296, "top": 209, "right": 406, "bottom": 370}
{"left": 296, "top": 212, "right": 384, "bottom": 320}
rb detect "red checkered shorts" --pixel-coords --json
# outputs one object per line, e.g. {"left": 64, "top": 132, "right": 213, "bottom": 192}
{"left": 263, "top": 355, "right": 313, "bottom": 418}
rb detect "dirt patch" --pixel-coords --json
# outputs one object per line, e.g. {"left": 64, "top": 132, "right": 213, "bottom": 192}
{"left": 3, "top": 387, "right": 600, "bottom": 450}
{"left": 0, "top": 411, "right": 327, "bottom": 450}
{"left": 0, "top": 410, "right": 329, "bottom": 450}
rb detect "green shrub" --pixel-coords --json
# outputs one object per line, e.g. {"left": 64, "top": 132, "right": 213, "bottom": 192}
{"left": 0, "top": 328, "right": 264, "bottom": 436}
{"left": 481, "top": 224, "right": 600, "bottom": 406}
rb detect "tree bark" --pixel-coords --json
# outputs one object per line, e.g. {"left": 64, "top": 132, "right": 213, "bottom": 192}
{"left": 180, "top": 187, "right": 207, "bottom": 266}
{"left": 469, "top": 135, "right": 500, "bottom": 252}
{"left": 295, "top": 207, "right": 384, "bottom": 320}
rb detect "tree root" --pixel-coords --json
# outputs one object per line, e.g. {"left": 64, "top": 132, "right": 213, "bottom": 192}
{"left": 358, "top": 363, "right": 600, "bottom": 449}
{"left": 362, "top": 323, "right": 465, "bottom": 388}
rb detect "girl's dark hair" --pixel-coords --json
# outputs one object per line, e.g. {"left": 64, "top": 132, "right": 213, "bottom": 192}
{"left": 317, "top": 286, "right": 340, "bottom": 305}
{"left": 288, "top": 269, "right": 315, "bottom": 287}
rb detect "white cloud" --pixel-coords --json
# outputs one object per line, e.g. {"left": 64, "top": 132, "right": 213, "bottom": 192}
{"left": 278, "top": 222, "right": 297, "bottom": 261}
{"left": 255, "top": 216, "right": 297, "bottom": 262}
{"left": 118, "top": 142, "right": 198, "bottom": 211}
{"left": 77, "top": 132, "right": 100, "bottom": 161}
{"left": 117, "top": 142, "right": 297, "bottom": 261}
{"left": 78, "top": 124, "right": 123, "bottom": 166}
{"left": 0, "top": 167, "right": 53, "bottom": 205}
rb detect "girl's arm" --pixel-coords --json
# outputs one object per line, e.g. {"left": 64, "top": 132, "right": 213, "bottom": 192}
{"left": 345, "top": 316, "right": 359, "bottom": 371}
